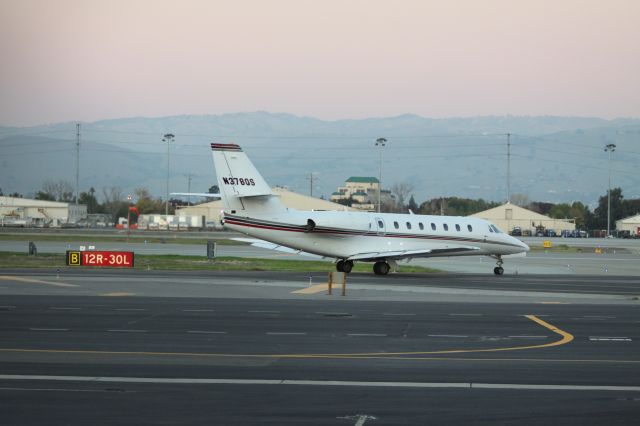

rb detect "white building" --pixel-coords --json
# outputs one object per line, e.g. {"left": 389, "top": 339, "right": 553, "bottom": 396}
{"left": 0, "top": 196, "right": 87, "bottom": 227}
{"left": 615, "top": 214, "right": 640, "bottom": 237}
{"left": 330, "top": 177, "right": 394, "bottom": 211}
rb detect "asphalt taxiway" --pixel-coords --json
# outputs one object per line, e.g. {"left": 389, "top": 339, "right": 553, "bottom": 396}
{"left": 1, "top": 270, "right": 640, "bottom": 425}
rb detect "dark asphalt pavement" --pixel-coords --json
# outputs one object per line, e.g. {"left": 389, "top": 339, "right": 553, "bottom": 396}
{"left": 2, "top": 292, "right": 640, "bottom": 425}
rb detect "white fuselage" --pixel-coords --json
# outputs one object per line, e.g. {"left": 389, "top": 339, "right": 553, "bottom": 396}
{"left": 223, "top": 209, "right": 528, "bottom": 260}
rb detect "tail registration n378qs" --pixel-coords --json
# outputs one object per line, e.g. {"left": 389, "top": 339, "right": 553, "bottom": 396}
{"left": 211, "top": 143, "right": 529, "bottom": 276}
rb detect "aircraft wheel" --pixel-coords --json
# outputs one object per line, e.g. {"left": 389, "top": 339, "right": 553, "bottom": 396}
{"left": 343, "top": 260, "right": 353, "bottom": 273}
{"left": 373, "top": 261, "right": 390, "bottom": 275}
{"left": 336, "top": 260, "right": 344, "bottom": 272}
{"left": 493, "top": 266, "right": 504, "bottom": 276}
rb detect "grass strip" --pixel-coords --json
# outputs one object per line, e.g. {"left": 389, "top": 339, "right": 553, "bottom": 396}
{"left": 0, "top": 251, "right": 441, "bottom": 273}
{"left": 0, "top": 234, "right": 241, "bottom": 245}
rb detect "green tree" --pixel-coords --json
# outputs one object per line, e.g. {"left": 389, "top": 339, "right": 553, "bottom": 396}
{"left": 593, "top": 187, "right": 624, "bottom": 230}
{"left": 78, "top": 188, "right": 101, "bottom": 213}
{"left": 407, "top": 195, "right": 418, "bottom": 212}
{"left": 134, "top": 187, "right": 164, "bottom": 214}
{"left": 35, "top": 191, "right": 55, "bottom": 201}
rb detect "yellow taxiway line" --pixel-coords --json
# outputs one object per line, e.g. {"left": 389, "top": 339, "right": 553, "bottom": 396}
{"left": 0, "top": 315, "right": 576, "bottom": 360}
{"left": 0, "top": 275, "right": 77, "bottom": 288}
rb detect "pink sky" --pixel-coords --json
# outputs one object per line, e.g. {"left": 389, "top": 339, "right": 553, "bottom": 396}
{"left": 1, "top": 0, "right": 639, "bottom": 126}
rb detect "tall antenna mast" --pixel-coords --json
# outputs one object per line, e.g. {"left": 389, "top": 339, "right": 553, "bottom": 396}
{"left": 506, "top": 132, "right": 511, "bottom": 204}
{"left": 306, "top": 173, "right": 315, "bottom": 197}
{"left": 75, "top": 123, "right": 80, "bottom": 204}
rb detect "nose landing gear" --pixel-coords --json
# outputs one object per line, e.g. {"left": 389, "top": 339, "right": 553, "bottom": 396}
{"left": 493, "top": 256, "right": 504, "bottom": 275}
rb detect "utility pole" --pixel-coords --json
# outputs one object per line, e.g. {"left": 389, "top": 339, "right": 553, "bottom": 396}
{"left": 605, "top": 143, "right": 616, "bottom": 237}
{"left": 375, "top": 138, "right": 387, "bottom": 213}
{"left": 506, "top": 132, "right": 511, "bottom": 204}
{"left": 187, "top": 173, "right": 192, "bottom": 206}
{"left": 306, "top": 172, "right": 317, "bottom": 197}
{"left": 162, "top": 133, "right": 175, "bottom": 217}
{"left": 75, "top": 123, "right": 80, "bottom": 204}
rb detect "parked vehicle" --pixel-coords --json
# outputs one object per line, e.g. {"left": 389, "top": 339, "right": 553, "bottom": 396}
{"left": 511, "top": 226, "right": 522, "bottom": 236}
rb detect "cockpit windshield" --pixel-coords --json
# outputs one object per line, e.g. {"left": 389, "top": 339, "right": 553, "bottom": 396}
{"left": 490, "top": 224, "right": 502, "bottom": 233}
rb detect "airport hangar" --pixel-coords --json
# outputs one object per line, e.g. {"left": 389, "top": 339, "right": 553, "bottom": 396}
{"left": 0, "top": 196, "right": 87, "bottom": 227}
{"left": 471, "top": 202, "right": 575, "bottom": 235}
{"left": 616, "top": 213, "right": 640, "bottom": 236}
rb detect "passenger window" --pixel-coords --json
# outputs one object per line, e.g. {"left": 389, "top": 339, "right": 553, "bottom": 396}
{"left": 419, "top": 223, "right": 424, "bottom": 230}
{"left": 378, "top": 220, "right": 384, "bottom": 228}
{"left": 406, "top": 222, "right": 411, "bottom": 230}
{"left": 467, "top": 224, "right": 473, "bottom": 232}
{"left": 394, "top": 221, "right": 399, "bottom": 229}
{"left": 431, "top": 223, "right": 436, "bottom": 231}
{"left": 455, "top": 224, "right": 461, "bottom": 231}
{"left": 444, "top": 224, "right": 449, "bottom": 231}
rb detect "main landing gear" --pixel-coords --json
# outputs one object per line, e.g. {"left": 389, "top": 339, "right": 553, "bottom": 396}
{"left": 493, "top": 256, "right": 504, "bottom": 276}
{"left": 336, "top": 259, "right": 353, "bottom": 273}
{"left": 336, "top": 260, "right": 391, "bottom": 275}
{"left": 373, "top": 261, "right": 390, "bottom": 275}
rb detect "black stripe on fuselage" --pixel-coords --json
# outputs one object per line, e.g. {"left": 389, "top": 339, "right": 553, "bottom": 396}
{"left": 224, "top": 214, "right": 521, "bottom": 249}
{"left": 211, "top": 143, "right": 242, "bottom": 152}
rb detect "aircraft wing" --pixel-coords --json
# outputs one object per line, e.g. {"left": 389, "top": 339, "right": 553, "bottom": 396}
{"left": 170, "top": 192, "right": 221, "bottom": 198}
{"left": 347, "top": 246, "right": 481, "bottom": 262}
{"left": 231, "top": 238, "right": 325, "bottom": 259}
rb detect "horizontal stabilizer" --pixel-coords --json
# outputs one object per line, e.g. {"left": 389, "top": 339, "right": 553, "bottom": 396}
{"left": 170, "top": 192, "right": 220, "bottom": 198}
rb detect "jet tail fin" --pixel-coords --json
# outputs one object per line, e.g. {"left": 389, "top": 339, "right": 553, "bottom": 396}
{"left": 211, "top": 143, "right": 286, "bottom": 214}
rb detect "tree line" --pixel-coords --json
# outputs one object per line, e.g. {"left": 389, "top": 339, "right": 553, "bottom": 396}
{"left": 2, "top": 180, "right": 638, "bottom": 231}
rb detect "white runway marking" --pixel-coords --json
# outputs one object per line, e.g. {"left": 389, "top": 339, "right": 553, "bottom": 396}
{"left": 589, "top": 337, "right": 632, "bottom": 342}
{"left": 3, "top": 375, "right": 640, "bottom": 392}
{"left": 428, "top": 334, "right": 468, "bottom": 338}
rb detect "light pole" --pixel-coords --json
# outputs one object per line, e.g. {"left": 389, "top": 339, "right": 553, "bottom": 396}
{"left": 375, "top": 138, "right": 386, "bottom": 213}
{"left": 162, "top": 133, "right": 175, "bottom": 217}
{"left": 126, "top": 194, "right": 132, "bottom": 243}
{"left": 604, "top": 143, "right": 616, "bottom": 237}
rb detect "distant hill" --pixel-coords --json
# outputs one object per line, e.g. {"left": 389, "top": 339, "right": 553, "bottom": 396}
{"left": 1, "top": 112, "right": 638, "bottom": 206}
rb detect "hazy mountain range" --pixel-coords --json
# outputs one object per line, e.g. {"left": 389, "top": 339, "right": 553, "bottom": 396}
{"left": 1, "top": 112, "right": 638, "bottom": 207}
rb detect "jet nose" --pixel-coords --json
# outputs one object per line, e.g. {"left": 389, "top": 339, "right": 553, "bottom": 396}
{"left": 519, "top": 239, "right": 530, "bottom": 252}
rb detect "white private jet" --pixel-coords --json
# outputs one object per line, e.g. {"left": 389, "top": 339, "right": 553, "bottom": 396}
{"left": 211, "top": 143, "right": 529, "bottom": 275}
